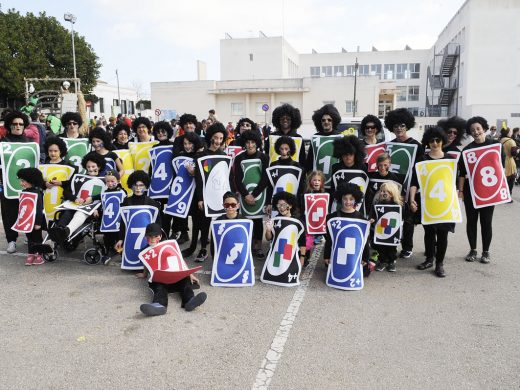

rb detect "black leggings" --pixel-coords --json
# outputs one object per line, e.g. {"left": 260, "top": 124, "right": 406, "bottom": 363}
{"left": 27, "top": 229, "right": 43, "bottom": 254}
{"left": 423, "top": 225, "right": 449, "bottom": 263}
{"left": 463, "top": 188, "right": 494, "bottom": 252}
{"left": 149, "top": 278, "right": 194, "bottom": 308}
{"left": 0, "top": 192, "right": 19, "bottom": 243}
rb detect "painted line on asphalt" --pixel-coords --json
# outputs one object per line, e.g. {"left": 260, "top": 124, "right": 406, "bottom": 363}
{"left": 252, "top": 244, "right": 322, "bottom": 389}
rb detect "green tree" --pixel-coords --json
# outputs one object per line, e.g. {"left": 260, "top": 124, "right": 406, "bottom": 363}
{"left": 0, "top": 9, "right": 101, "bottom": 105}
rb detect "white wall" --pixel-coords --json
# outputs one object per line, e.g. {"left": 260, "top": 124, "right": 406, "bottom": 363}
{"left": 91, "top": 81, "right": 138, "bottom": 118}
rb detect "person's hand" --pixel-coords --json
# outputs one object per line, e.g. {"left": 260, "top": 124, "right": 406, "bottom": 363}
{"left": 45, "top": 181, "right": 53, "bottom": 189}
{"left": 34, "top": 225, "right": 41, "bottom": 230}
{"left": 92, "top": 210, "right": 99, "bottom": 218}
{"left": 185, "top": 162, "right": 195, "bottom": 175}
{"left": 264, "top": 218, "right": 273, "bottom": 230}
{"left": 264, "top": 205, "right": 272, "bottom": 215}
{"left": 84, "top": 197, "right": 93, "bottom": 205}
{"left": 369, "top": 218, "right": 375, "bottom": 224}
{"left": 324, "top": 258, "right": 330, "bottom": 266}
{"left": 190, "top": 274, "right": 200, "bottom": 284}
{"left": 75, "top": 198, "right": 85, "bottom": 205}
{"left": 198, "top": 201, "right": 204, "bottom": 210}
{"left": 245, "top": 194, "right": 255, "bottom": 206}
{"left": 457, "top": 190, "right": 463, "bottom": 200}
{"left": 410, "top": 200, "right": 418, "bottom": 213}
{"left": 114, "top": 240, "right": 123, "bottom": 252}
{"left": 50, "top": 179, "right": 62, "bottom": 186}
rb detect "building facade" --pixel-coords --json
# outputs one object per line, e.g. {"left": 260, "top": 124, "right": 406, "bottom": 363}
{"left": 90, "top": 81, "right": 139, "bottom": 119}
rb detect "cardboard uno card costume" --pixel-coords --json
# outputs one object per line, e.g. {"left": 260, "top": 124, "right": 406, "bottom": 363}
{"left": 0, "top": 142, "right": 40, "bottom": 199}
{"left": 128, "top": 141, "right": 158, "bottom": 172}
{"left": 304, "top": 193, "right": 329, "bottom": 234}
{"left": 113, "top": 149, "right": 134, "bottom": 194}
{"left": 12, "top": 192, "right": 38, "bottom": 233}
{"left": 39, "top": 164, "right": 75, "bottom": 220}
{"left": 211, "top": 219, "right": 255, "bottom": 287}
{"left": 164, "top": 156, "right": 196, "bottom": 218}
{"left": 310, "top": 134, "right": 342, "bottom": 189}
{"left": 239, "top": 158, "right": 267, "bottom": 218}
{"left": 386, "top": 142, "right": 418, "bottom": 195}
{"left": 55, "top": 174, "right": 105, "bottom": 215}
{"left": 268, "top": 135, "right": 304, "bottom": 164}
{"left": 331, "top": 169, "right": 369, "bottom": 212}
{"left": 326, "top": 217, "right": 370, "bottom": 291}
{"left": 100, "top": 190, "right": 126, "bottom": 232}
{"left": 373, "top": 204, "right": 403, "bottom": 246}
{"left": 365, "top": 143, "right": 387, "bottom": 172}
{"left": 261, "top": 217, "right": 304, "bottom": 287}
{"left": 197, "top": 154, "right": 232, "bottom": 217}
{"left": 148, "top": 145, "right": 174, "bottom": 199}
{"left": 63, "top": 138, "right": 89, "bottom": 174}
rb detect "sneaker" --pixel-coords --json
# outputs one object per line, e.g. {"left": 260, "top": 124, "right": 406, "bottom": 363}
{"left": 387, "top": 262, "right": 396, "bottom": 272}
{"left": 6, "top": 241, "right": 16, "bottom": 254}
{"left": 417, "top": 258, "right": 434, "bottom": 270}
{"left": 184, "top": 292, "right": 207, "bottom": 312}
{"left": 101, "top": 255, "right": 111, "bottom": 265}
{"left": 375, "top": 262, "right": 387, "bottom": 272}
{"left": 435, "top": 263, "right": 446, "bottom": 277}
{"left": 176, "top": 232, "right": 190, "bottom": 245}
{"left": 195, "top": 249, "right": 208, "bottom": 263}
{"left": 465, "top": 249, "right": 478, "bottom": 262}
{"left": 25, "top": 254, "right": 34, "bottom": 266}
{"left": 313, "top": 236, "right": 324, "bottom": 245}
{"left": 32, "top": 254, "right": 45, "bottom": 265}
{"left": 140, "top": 303, "right": 167, "bottom": 316}
{"left": 480, "top": 251, "right": 491, "bottom": 264}
{"left": 399, "top": 250, "right": 413, "bottom": 259}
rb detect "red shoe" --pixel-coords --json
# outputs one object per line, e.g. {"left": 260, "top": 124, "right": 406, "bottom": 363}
{"left": 25, "top": 254, "right": 35, "bottom": 266}
{"left": 32, "top": 254, "right": 45, "bottom": 265}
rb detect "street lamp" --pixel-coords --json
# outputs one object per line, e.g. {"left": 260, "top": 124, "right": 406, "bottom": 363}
{"left": 353, "top": 57, "right": 359, "bottom": 117}
{"left": 64, "top": 13, "right": 77, "bottom": 90}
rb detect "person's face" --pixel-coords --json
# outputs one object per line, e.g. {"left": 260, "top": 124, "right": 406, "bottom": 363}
{"left": 10, "top": 118, "right": 25, "bottom": 135}
{"left": 310, "top": 175, "right": 322, "bottom": 191}
{"left": 446, "top": 127, "right": 458, "bottom": 144}
{"left": 183, "top": 138, "right": 194, "bottom": 153}
{"left": 223, "top": 197, "right": 239, "bottom": 216}
{"left": 210, "top": 132, "right": 224, "bottom": 149}
{"left": 47, "top": 144, "right": 61, "bottom": 161}
{"left": 392, "top": 123, "right": 408, "bottom": 140}
{"left": 245, "top": 140, "right": 257, "bottom": 154}
{"left": 206, "top": 118, "right": 214, "bottom": 127}
{"left": 278, "top": 144, "right": 291, "bottom": 158}
{"left": 156, "top": 128, "right": 168, "bottom": 141}
{"left": 342, "top": 153, "right": 355, "bottom": 167}
{"left": 377, "top": 159, "right": 390, "bottom": 175}
{"left": 276, "top": 200, "right": 291, "bottom": 216}
{"left": 470, "top": 123, "right": 486, "bottom": 143}
{"left": 341, "top": 194, "right": 356, "bottom": 211}
{"left": 132, "top": 181, "right": 146, "bottom": 196}
{"left": 137, "top": 124, "right": 150, "bottom": 140}
{"left": 428, "top": 136, "right": 443, "bottom": 151}
{"left": 321, "top": 115, "right": 333, "bottom": 133}
{"left": 183, "top": 121, "right": 195, "bottom": 133}
{"left": 19, "top": 178, "right": 30, "bottom": 189}
{"left": 105, "top": 175, "right": 118, "bottom": 190}
{"left": 91, "top": 137, "right": 104, "bottom": 151}
{"left": 240, "top": 122, "right": 252, "bottom": 133}
{"left": 490, "top": 126, "right": 496, "bottom": 133}
{"left": 66, "top": 120, "right": 79, "bottom": 133}
{"left": 85, "top": 161, "right": 100, "bottom": 176}
{"left": 146, "top": 234, "right": 161, "bottom": 247}
{"left": 379, "top": 188, "right": 390, "bottom": 201}
{"left": 117, "top": 130, "right": 128, "bottom": 144}
{"left": 280, "top": 115, "right": 292, "bottom": 132}
{"left": 364, "top": 122, "right": 377, "bottom": 137}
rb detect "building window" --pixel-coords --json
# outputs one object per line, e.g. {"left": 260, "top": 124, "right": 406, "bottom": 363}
{"left": 408, "top": 86, "right": 420, "bottom": 101}
{"left": 121, "top": 100, "right": 128, "bottom": 114}
{"left": 99, "top": 97, "right": 104, "bottom": 113}
{"left": 113, "top": 99, "right": 119, "bottom": 107}
{"left": 358, "top": 65, "right": 369, "bottom": 75}
{"left": 129, "top": 101, "right": 135, "bottom": 115}
{"left": 370, "top": 64, "right": 382, "bottom": 79}
{"left": 334, "top": 65, "right": 344, "bottom": 76}
{"left": 407, "top": 107, "right": 419, "bottom": 116}
{"left": 345, "top": 100, "right": 357, "bottom": 113}
{"left": 256, "top": 102, "right": 268, "bottom": 115}
{"left": 346, "top": 65, "right": 355, "bottom": 76}
{"left": 322, "top": 66, "right": 333, "bottom": 77}
{"left": 310, "top": 66, "right": 320, "bottom": 77}
{"left": 396, "top": 63, "right": 408, "bottom": 79}
{"left": 384, "top": 64, "right": 395, "bottom": 80}
{"left": 409, "top": 63, "right": 420, "bottom": 79}
{"left": 231, "top": 103, "right": 244, "bottom": 116}
{"left": 396, "top": 86, "right": 407, "bottom": 101}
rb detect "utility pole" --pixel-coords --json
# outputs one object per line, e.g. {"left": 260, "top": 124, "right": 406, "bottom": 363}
{"left": 353, "top": 57, "right": 359, "bottom": 117}
{"left": 116, "top": 69, "right": 121, "bottom": 114}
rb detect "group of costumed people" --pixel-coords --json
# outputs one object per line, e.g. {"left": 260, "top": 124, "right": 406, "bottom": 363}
{"left": 0, "top": 103, "right": 513, "bottom": 316}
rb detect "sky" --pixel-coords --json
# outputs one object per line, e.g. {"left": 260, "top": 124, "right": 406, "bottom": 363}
{"left": 5, "top": 0, "right": 466, "bottom": 99}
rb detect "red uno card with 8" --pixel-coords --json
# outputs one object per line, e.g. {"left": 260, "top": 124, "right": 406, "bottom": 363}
{"left": 462, "top": 143, "right": 511, "bottom": 208}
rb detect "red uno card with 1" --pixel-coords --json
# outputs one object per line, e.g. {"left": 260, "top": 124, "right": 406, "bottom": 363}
{"left": 304, "top": 193, "right": 329, "bottom": 234}
{"left": 12, "top": 192, "right": 38, "bottom": 233}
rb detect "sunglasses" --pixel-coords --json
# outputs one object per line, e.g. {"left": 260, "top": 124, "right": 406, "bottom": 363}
{"left": 429, "top": 138, "right": 442, "bottom": 144}
{"left": 446, "top": 130, "right": 458, "bottom": 135}
{"left": 67, "top": 121, "right": 78, "bottom": 126}
{"left": 224, "top": 203, "right": 237, "bottom": 209}
{"left": 392, "top": 123, "right": 406, "bottom": 130}
{"left": 321, "top": 118, "right": 332, "bottom": 122}
{"left": 11, "top": 122, "right": 24, "bottom": 127}
{"left": 365, "top": 126, "right": 377, "bottom": 130}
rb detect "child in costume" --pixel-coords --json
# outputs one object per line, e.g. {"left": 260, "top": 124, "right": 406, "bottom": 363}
{"left": 303, "top": 170, "right": 327, "bottom": 266}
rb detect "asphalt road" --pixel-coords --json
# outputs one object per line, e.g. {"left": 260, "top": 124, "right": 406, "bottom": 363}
{"left": 1, "top": 191, "right": 519, "bottom": 390}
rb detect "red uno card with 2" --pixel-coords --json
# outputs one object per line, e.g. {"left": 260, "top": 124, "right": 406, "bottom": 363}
{"left": 12, "top": 192, "right": 38, "bottom": 233}
{"left": 304, "top": 193, "right": 330, "bottom": 234}
{"left": 462, "top": 143, "right": 511, "bottom": 208}
{"left": 365, "top": 142, "right": 387, "bottom": 172}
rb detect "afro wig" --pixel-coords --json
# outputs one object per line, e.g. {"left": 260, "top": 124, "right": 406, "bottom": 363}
{"left": 465, "top": 116, "right": 489, "bottom": 135}
{"left": 44, "top": 136, "right": 68, "bottom": 157}
{"left": 240, "top": 129, "right": 263, "bottom": 149}
{"left": 205, "top": 122, "right": 228, "bottom": 145}
{"left": 127, "top": 170, "right": 151, "bottom": 188}
{"left": 4, "top": 110, "right": 30, "bottom": 131}
{"left": 61, "top": 112, "right": 83, "bottom": 128}
{"left": 272, "top": 191, "right": 298, "bottom": 212}
{"left": 112, "top": 123, "right": 131, "bottom": 141}
{"left": 272, "top": 104, "right": 302, "bottom": 132}
{"left": 183, "top": 132, "right": 203, "bottom": 152}
{"left": 89, "top": 127, "right": 113, "bottom": 148}
{"left": 81, "top": 152, "right": 107, "bottom": 171}
{"left": 178, "top": 113, "right": 198, "bottom": 129}
{"left": 152, "top": 121, "right": 174, "bottom": 139}
{"left": 132, "top": 117, "right": 152, "bottom": 132}
{"left": 437, "top": 116, "right": 466, "bottom": 146}
{"left": 274, "top": 135, "right": 296, "bottom": 156}
{"left": 334, "top": 182, "right": 364, "bottom": 204}
{"left": 222, "top": 191, "right": 239, "bottom": 203}
{"left": 384, "top": 108, "right": 415, "bottom": 132}
{"left": 360, "top": 114, "right": 383, "bottom": 136}
{"left": 333, "top": 135, "right": 366, "bottom": 163}
{"left": 312, "top": 104, "right": 341, "bottom": 133}
{"left": 235, "top": 118, "right": 257, "bottom": 135}
{"left": 17, "top": 167, "right": 45, "bottom": 188}
{"left": 421, "top": 126, "right": 448, "bottom": 148}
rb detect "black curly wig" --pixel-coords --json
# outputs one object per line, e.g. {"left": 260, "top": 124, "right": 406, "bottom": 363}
{"left": 240, "top": 129, "right": 262, "bottom": 149}
{"left": 4, "top": 110, "right": 30, "bottom": 132}
{"left": 437, "top": 116, "right": 466, "bottom": 146}
{"left": 272, "top": 191, "right": 299, "bottom": 214}
{"left": 384, "top": 108, "right": 415, "bottom": 132}
{"left": 360, "top": 114, "right": 383, "bottom": 136}
{"left": 272, "top": 104, "right": 302, "bottom": 132}
{"left": 235, "top": 118, "right": 257, "bottom": 135}
{"left": 421, "top": 126, "right": 448, "bottom": 148}
{"left": 112, "top": 123, "right": 131, "bottom": 141}
{"left": 17, "top": 167, "right": 45, "bottom": 188}
{"left": 81, "top": 152, "right": 107, "bottom": 171}
{"left": 274, "top": 135, "right": 296, "bottom": 156}
{"left": 465, "top": 116, "right": 489, "bottom": 135}
{"left": 183, "top": 132, "right": 203, "bottom": 152}
{"left": 333, "top": 135, "right": 366, "bottom": 163}
{"left": 178, "top": 113, "right": 198, "bottom": 129}
{"left": 61, "top": 112, "right": 83, "bottom": 128}
{"left": 312, "top": 104, "right": 341, "bottom": 133}
{"left": 205, "top": 122, "right": 228, "bottom": 146}
{"left": 152, "top": 121, "right": 174, "bottom": 139}
{"left": 44, "top": 136, "right": 68, "bottom": 157}
{"left": 132, "top": 117, "right": 152, "bottom": 132}
{"left": 334, "top": 182, "right": 363, "bottom": 204}
{"left": 127, "top": 170, "right": 151, "bottom": 188}
{"left": 89, "top": 127, "right": 113, "bottom": 149}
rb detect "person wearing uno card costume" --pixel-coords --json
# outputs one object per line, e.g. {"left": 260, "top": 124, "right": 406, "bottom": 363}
{"left": 458, "top": 116, "right": 504, "bottom": 264}
{"left": 499, "top": 127, "right": 517, "bottom": 198}
{"left": 384, "top": 108, "right": 423, "bottom": 260}
{"left": 136, "top": 223, "right": 207, "bottom": 317}
{"left": 230, "top": 118, "right": 258, "bottom": 148}
{"left": 232, "top": 129, "right": 269, "bottom": 258}
{"left": 16, "top": 168, "right": 46, "bottom": 265}
{"left": 1, "top": 110, "right": 32, "bottom": 254}
{"left": 409, "top": 127, "right": 458, "bottom": 277}
{"left": 330, "top": 135, "right": 367, "bottom": 193}
{"left": 88, "top": 127, "right": 124, "bottom": 177}
{"left": 437, "top": 116, "right": 466, "bottom": 154}
{"left": 360, "top": 114, "right": 384, "bottom": 146}
{"left": 59, "top": 112, "right": 85, "bottom": 139}
{"left": 365, "top": 153, "right": 400, "bottom": 218}
{"left": 112, "top": 123, "right": 131, "bottom": 150}
{"left": 303, "top": 170, "right": 327, "bottom": 266}
{"left": 132, "top": 117, "right": 154, "bottom": 143}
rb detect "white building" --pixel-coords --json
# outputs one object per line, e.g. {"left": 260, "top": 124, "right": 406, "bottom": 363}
{"left": 89, "top": 80, "right": 139, "bottom": 119}
{"left": 151, "top": 0, "right": 520, "bottom": 132}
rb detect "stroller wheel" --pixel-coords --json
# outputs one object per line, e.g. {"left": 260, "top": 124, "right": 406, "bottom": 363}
{"left": 84, "top": 248, "right": 102, "bottom": 265}
{"left": 44, "top": 249, "right": 58, "bottom": 262}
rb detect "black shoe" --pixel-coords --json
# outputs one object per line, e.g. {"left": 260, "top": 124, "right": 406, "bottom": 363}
{"left": 177, "top": 232, "right": 190, "bottom": 245}
{"left": 465, "top": 249, "right": 477, "bottom": 262}
{"left": 417, "top": 258, "right": 434, "bottom": 270}
{"left": 195, "top": 249, "right": 208, "bottom": 263}
{"left": 140, "top": 303, "right": 167, "bottom": 316}
{"left": 303, "top": 258, "right": 309, "bottom": 268}
{"left": 375, "top": 262, "right": 387, "bottom": 272}
{"left": 480, "top": 251, "right": 491, "bottom": 264}
{"left": 387, "top": 262, "right": 396, "bottom": 272}
{"left": 399, "top": 250, "right": 413, "bottom": 259}
{"left": 435, "top": 263, "right": 446, "bottom": 277}
{"left": 182, "top": 247, "right": 196, "bottom": 258}
{"left": 184, "top": 292, "right": 207, "bottom": 311}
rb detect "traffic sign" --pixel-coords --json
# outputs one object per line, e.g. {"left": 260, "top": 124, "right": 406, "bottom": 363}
{"left": 262, "top": 104, "right": 269, "bottom": 112}
{"left": 155, "top": 108, "right": 161, "bottom": 116}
